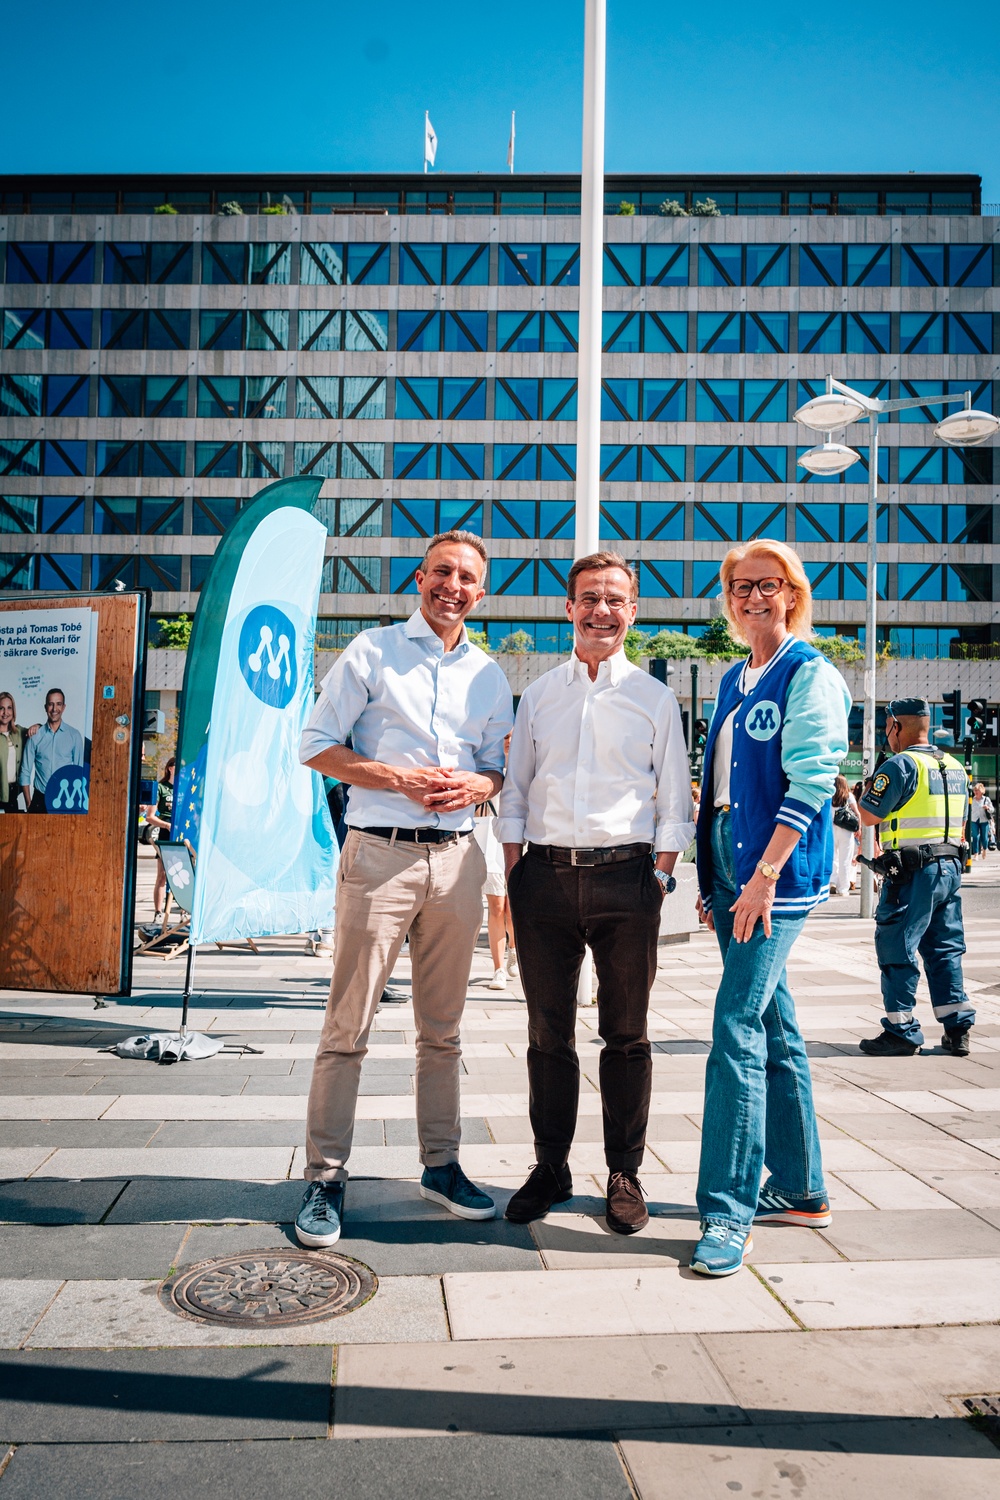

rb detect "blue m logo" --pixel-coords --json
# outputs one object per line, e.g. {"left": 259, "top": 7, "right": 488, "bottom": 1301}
{"left": 745, "top": 700, "right": 781, "bottom": 741}
{"left": 238, "top": 605, "right": 297, "bottom": 710}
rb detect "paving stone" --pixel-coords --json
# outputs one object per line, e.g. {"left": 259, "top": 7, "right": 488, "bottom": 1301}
{"left": 26, "top": 1274, "right": 448, "bottom": 1348}
{"left": 445, "top": 1265, "right": 796, "bottom": 1340}
{"left": 530, "top": 1214, "right": 839, "bottom": 1270}
{"left": 818, "top": 1111, "right": 954, "bottom": 1141}
{"left": 619, "top": 1418, "right": 1000, "bottom": 1500}
{"left": 0, "top": 1283, "right": 63, "bottom": 1348}
{"left": 0, "top": 1180, "right": 128, "bottom": 1225}
{"left": 819, "top": 1208, "right": 1000, "bottom": 1261}
{"left": 106, "top": 1179, "right": 304, "bottom": 1224}
{"left": 832, "top": 1170, "right": 957, "bottom": 1210}
{"left": 756, "top": 1255, "right": 1000, "bottom": 1328}
{"left": 0, "top": 1347, "right": 332, "bottom": 1440}
{"left": 909, "top": 1169, "right": 1000, "bottom": 1208}
{"left": 147, "top": 1122, "right": 311, "bottom": 1149}
{"left": 335, "top": 1332, "right": 742, "bottom": 1437}
{"left": 0, "top": 1225, "right": 185, "bottom": 1281}
{"left": 0, "top": 1123, "right": 157, "bottom": 1148}
{"left": 701, "top": 1325, "right": 1000, "bottom": 1421}
{"left": 0, "top": 1434, "right": 632, "bottom": 1500}
{"left": 33, "top": 1148, "right": 295, "bottom": 1180}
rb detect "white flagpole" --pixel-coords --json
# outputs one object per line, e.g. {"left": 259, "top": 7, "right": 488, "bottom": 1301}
{"left": 424, "top": 110, "right": 429, "bottom": 174}
{"left": 575, "top": 0, "right": 606, "bottom": 1007}
{"left": 507, "top": 111, "right": 516, "bottom": 174}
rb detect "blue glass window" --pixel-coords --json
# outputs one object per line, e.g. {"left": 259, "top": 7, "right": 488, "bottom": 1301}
{"left": 603, "top": 243, "right": 688, "bottom": 286}
{"left": 696, "top": 380, "right": 786, "bottom": 422}
{"left": 499, "top": 244, "right": 580, "bottom": 285}
{"left": 699, "top": 244, "right": 788, "bottom": 286}
{"left": 496, "top": 379, "right": 576, "bottom": 420}
{"left": 497, "top": 312, "right": 578, "bottom": 352}
{"left": 697, "top": 313, "right": 787, "bottom": 354}
{"left": 97, "top": 441, "right": 183, "bottom": 478}
{"left": 104, "top": 242, "right": 194, "bottom": 283}
{"left": 602, "top": 380, "right": 639, "bottom": 420}
{"left": 695, "top": 446, "right": 785, "bottom": 482}
{"left": 692, "top": 561, "right": 724, "bottom": 596}
{"left": 900, "top": 312, "right": 991, "bottom": 354}
{"left": 901, "top": 244, "right": 992, "bottom": 287}
{"left": 394, "top": 444, "right": 484, "bottom": 481}
{"left": 300, "top": 242, "right": 389, "bottom": 285}
{"left": 603, "top": 312, "right": 685, "bottom": 353}
{"left": 492, "top": 500, "right": 574, "bottom": 539}
{"left": 493, "top": 445, "right": 575, "bottom": 480}
{"left": 391, "top": 499, "right": 482, "bottom": 537}
{"left": 600, "top": 501, "right": 684, "bottom": 542}
{"left": 398, "top": 310, "right": 486, "bottom": 352}
{"left": 795, "top": 444, "right": 888, "bottom": 485}
{"left": 643, "top": 380, "right": 686, "bottom": 421}
{"left": 395, "top": 378, "right": 485, "bottom": 420}
{"left": 601, "top": 446, "right": 684, "bottom": 481}
{"left": 5, "top": 242, "right": 94, "bottom": 283}
{"left": 399, "top": 242, "right": 488, "bottom": 285}
{"left": 899, "top": 446, "right": 992, "bottom": 484}
{"left": 638, "top": 561, "right": 684, "bottom": 597}
{"left": 898, "top": 380, "right": 992, "bottom": 423}
{"left": 798, "top": 313, "right": 889, "bottom": 354}
{"left": 799, "top": 244, "right": 890, "bottom": 286}
{"left": 694, "top": 503, "right": 737, "bottom": 540}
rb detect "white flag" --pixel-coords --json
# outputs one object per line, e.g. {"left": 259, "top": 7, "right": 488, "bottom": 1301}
{"left": 507, "top": 111, "right": 515, "bottom": 173}
{"left": 424, "top": 112, "right": 438, "bottom": 171}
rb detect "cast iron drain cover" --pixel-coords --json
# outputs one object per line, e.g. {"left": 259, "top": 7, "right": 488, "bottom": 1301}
{"left": 159, "top": 1251, "right": 377, "bottom": 1328}
{"left": 949, "top": 1393, "right": 1000, "bottom": 1450}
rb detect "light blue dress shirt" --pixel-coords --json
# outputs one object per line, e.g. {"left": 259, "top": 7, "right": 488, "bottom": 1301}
{"left": 299, "top": 610, "right": 514, "bottom": 831}
{"left": 20, "top": 720, "right": 84, "bottom": 794}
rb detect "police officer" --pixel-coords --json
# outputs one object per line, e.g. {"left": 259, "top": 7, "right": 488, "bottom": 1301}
{"left": 857, "top": 698, "right": 974, "bottom": 1057}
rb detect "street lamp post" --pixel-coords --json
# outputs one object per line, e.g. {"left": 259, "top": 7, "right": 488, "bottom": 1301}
{"left": 795, "top": 379, "right": 999, "bottom": 918}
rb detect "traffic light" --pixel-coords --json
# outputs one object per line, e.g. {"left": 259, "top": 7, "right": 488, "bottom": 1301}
{"left": 968, "top": 699, "right": 987, "bottom": 741}
{"left": 693, "top": 718, "right": 709, "bottom": 749}
{"left": 647, "top": 659, "right": 674, "bottom": 685}
{"left": 941, "top": 690, "right": 961, "bottom": 742}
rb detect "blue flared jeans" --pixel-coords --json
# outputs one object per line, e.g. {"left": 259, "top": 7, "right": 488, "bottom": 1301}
{"left": 696, "top": 812, "right": 827, "bottom": 1230}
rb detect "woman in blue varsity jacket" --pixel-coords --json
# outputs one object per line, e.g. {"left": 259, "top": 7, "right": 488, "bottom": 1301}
{"left": 690, "top": 539, "right": 851, "bottom": 1277}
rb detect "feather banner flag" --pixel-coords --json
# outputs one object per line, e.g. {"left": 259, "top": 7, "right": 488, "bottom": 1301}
{"left": 172, "top": 476, "right": 336, "bottom": 944}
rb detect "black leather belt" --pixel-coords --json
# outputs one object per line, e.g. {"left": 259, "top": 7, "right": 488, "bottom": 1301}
{"left": 358, "top": 826, "right": 473, "bottom": 846}
{"left": 528, "top": 842, "right": 651, "bottom": 867}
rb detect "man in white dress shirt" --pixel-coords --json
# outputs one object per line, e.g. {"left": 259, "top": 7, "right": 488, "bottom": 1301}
{"left": 295, "top": 532, "right": 513, "bottom": 1248}
{"left": 497, "top": 551, "right": 694, "bottom": 1234}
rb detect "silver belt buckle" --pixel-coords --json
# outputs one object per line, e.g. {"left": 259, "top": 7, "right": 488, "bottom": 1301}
{"left": 570, "top": 848, "right": 579, "bottom": 866}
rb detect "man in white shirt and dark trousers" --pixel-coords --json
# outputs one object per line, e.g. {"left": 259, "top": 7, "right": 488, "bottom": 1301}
{"left": 498, "top": 551, "right": 694, "bottom": 1234}
{"left": 295, "top": 531, "right": 513, "bottom": 1247}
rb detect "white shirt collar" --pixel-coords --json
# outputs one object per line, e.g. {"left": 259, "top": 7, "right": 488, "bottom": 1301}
{"left": 402, "top": 608, "right": 469, "bottom": 655}
{"left": 565, "top": 648, "right": 628, "bottom": 687}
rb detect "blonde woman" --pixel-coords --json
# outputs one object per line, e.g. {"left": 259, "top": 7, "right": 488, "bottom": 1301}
{"left": 0, "top": 693, "right": 38, "bottom": 813}
{"left": 691, "top": 540, "right": 850, "bottom": 1276}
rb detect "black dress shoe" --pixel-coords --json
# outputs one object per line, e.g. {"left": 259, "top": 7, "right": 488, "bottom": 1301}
{"left": 504, "top": 1162, "right": 573, "bottom": 1223}
{"left": 942, "top": 1029, "right": 971, "bottom": 1057}
{"left": 859, "top": 1031, "right": 920, "bottom": 1057}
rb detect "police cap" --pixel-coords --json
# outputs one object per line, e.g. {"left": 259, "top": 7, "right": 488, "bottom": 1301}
{"left": 886, "top": 697, "right": 930, "bottom": 719}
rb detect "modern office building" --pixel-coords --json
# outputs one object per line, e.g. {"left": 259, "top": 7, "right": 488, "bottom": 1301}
{"left": 1, "top": 172, "right": 997, "bottom": 689}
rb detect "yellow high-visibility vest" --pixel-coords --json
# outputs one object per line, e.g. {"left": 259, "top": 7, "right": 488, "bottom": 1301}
{"left": 882, "top": 748, "right": 968, "bottom": 849}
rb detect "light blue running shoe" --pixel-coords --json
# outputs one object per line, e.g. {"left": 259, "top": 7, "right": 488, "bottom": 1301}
{"left": 690, "top": 1221, "right": 753, "bottom": 1277}
{"left": 295, "top": 1181, "right": 345, "bottom": 1248}
{"left": 755, "top": 1187, "right": 831, "bottom": 1228}
{"left": 420, "top": 1162, "right": 496, "bottom": 1221}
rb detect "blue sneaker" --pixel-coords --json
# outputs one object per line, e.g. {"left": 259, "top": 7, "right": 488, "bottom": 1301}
{"left": 420, "top": 1162, "right": 496, "bottom": 1221}
{"left": 295, "top": 1180, "right": 345, "bottom": 1248}
{"left": 755, "top": 1187, "right": 831, "bottom": 1228}
{"left": 690, "top": 1222, "right": 753, "bottom": 1277}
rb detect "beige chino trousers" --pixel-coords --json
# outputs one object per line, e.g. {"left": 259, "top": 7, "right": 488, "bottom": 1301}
{"left": 304, "top": 828, "right": 486, "bottom": 1182}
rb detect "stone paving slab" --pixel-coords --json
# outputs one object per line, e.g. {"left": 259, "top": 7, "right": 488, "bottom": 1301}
{"left": 444, "top": 1266, "right": 796, "bottom": 1340}
{"left": 0, "top": 1284, "right": 62, "bottom": 1348}
{"left": 756, "top": 1255, "right": 1000, "bottom": 1328}
{"left": 334, "top": 1331, "right": 743, "bottom": 1438}
{"left": 0, "top": 1180, "right": 128, "bottom": 1225}
{"left": 0, "top": 1434, "right": 634, "bottom": 1500}
{"left": 0, "top": 1347, "right": 333, "bottom": 1441}
{"left": 24, "top": 1273, "right": 449, "bottom": 1348}
{"left": 819, "top": 1208, "right": 1000, "bottom": 1261}
{"left": 31, "top": 1147, "right": 296, "bottom": 1180}
{"left": 530, "top": 1214, "right": 841, "bottom": 1270}
{"left": 105, "top": 1178, "right": 303, "bottom": 1224}
{"left": 0, "top": 1225, "right": 186, "bottom": 1281}
{"left": 618, "top": 1418, "right": 1000, "bottom": 1500}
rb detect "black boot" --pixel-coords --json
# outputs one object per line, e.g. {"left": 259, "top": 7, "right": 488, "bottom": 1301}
{"left": 942, "top": 1029, "right": 971, "bottom": 1057}
{"left": 505, "top": 1162, "right": 573, "bottom": 1223}
{"left": 859, "top": 1031, "right": 920, "bottom": 1057}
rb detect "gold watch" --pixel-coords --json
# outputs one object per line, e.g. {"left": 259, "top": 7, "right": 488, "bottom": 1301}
{"left": 757, "top": 860, "right": 780, "bottom": 881}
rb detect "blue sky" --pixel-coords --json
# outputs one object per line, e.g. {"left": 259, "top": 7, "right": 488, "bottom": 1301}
{"left": 7, "top": 1, "right": 999, "bottom": 200}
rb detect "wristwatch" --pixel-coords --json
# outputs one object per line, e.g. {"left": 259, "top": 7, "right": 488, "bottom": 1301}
{"left": 654, "top": 869, "right": 677, "bottom": 895}
{"left": 757, "top": 860, "right": 780, "bottom": 882}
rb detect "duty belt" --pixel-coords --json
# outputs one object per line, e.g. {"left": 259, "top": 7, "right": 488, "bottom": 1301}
{"left": 359, "top": 826, "right": 473, "bottom": 846}
{"left": 527, "top": 842, "right": 651, "bottom": 867}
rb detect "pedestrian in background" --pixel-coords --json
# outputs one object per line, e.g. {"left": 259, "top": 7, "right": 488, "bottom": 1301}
{"left": 858, "top": 699, "right": 973, "bottom": 1057}
{"left": 692, "top": 539, "right": 850, "bottom": 1276}
{"left": 969, "top": 783, "right": 994, "bottom": 860}
{"left": 831, "top": 774, "right": 860, "bottom": 896}
{"left": 295, "top": 531, "right": 513, "bottom": 1248}
{"left": 499, "top": 551, "right": 693, "bottom": 1235}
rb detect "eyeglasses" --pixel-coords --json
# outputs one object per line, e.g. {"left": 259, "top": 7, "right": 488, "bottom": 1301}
{"left": 573, "top": 593, "right": 633, "bottom": 612}
{"left": 728, "top": 577, "right": 789, "bottom": 599}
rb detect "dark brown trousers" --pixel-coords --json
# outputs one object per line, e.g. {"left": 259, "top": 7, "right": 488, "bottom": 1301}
{"left": 507, "top": 849, "right": 661, "bottom": 1173}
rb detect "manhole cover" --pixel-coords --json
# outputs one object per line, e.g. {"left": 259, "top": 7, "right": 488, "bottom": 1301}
{"left": 159, "top": 1251, "right": 377, "bottom": 1328}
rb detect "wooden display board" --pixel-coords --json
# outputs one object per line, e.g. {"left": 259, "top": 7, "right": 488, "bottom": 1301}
{"left": 0, "top": 591, "right": 148, "bottom": 996}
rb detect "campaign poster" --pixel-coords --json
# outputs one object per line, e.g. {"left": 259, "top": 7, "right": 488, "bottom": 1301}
{"left": 0, "top": 606, "right": 97, "bottom": 815}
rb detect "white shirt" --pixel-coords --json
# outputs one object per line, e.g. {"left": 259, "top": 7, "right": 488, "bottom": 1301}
{"left": 496, "top": 649, "right": 695, "bottom": 854}
{"left": 299, "top": 610, "right": 513, "bottom": 832}
{"left": 713, "top": 659, "right": 767, "bottom": 807}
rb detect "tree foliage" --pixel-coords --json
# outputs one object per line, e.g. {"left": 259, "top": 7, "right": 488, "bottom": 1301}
{"left": 155, "top": 614, "right": 192, "bottom": 649}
